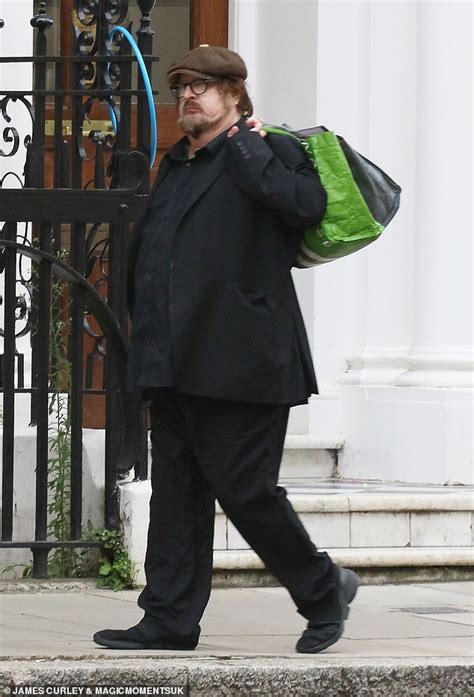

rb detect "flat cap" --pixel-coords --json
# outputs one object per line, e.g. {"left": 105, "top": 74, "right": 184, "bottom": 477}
{"left": 167, "top": 45, "right": 247, "bottom": 85}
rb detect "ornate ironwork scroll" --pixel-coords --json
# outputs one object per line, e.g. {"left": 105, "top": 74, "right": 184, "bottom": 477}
{"left": 0, "top": 0, "right": 157, "bottom": 577}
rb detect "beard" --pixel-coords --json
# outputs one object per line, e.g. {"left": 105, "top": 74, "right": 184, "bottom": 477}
{"left": 177, "top": 98, "right": 234, "bottom": 138}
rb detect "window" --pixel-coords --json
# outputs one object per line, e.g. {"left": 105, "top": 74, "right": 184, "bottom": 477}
{"left": 33, "top": 0, "right": 191, "bottom": 104}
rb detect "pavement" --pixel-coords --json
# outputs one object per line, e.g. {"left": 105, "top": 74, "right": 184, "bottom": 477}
{"left": 0, "top": 581, "right": 473, "bottom": 695}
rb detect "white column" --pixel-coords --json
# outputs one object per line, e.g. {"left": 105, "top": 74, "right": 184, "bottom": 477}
{"left": 309, "top": 0, "right": 372, "bottom": 437}
{"left": 339, "top": 0, "right": 473, "bottom": 484}
{"left": 395, "top": 0, "right": 473, "bottom": 390}
{"left": 332, "top": 0, "right": 418, "bottom": 387}
{"left": 308, "top": 0, "right": 418, "bottom": 435}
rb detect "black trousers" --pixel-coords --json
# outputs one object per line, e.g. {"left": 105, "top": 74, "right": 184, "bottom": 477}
{"left": 137, "top": 389, "right": 339, "bottom": 643}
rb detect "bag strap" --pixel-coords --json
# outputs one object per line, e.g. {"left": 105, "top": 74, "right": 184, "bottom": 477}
{"left": 261, "top": 124, "right": 302, "bottom": 142}
{"left": 296, "top": 125, "right": 329, "bottom": 137}
{"left": 261, "top": 124, "right": 329, "bottom": 141}
{"left": 261, "top": 124, "right": 330, "bottom": 164}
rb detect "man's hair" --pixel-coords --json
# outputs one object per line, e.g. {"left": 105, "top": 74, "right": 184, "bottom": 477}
{"left": 219, "top": 78, "right": 253, "bottom": 117}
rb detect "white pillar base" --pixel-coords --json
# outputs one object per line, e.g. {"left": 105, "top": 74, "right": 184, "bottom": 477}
{"left": 395, "top": 350, "right": 474, "bottom": 389}
{"left": 341, "top": 348, "right": 411, "bottom": 386}
{"left": 339, "top": 384, "right": 473, "bottom": 485}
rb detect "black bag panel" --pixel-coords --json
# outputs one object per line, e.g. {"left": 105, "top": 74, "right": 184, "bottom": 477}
{"left": 338, "top": 137, "right": 401, "bottom": 227}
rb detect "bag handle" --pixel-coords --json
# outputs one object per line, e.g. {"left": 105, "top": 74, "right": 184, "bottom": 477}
{"left": 261, "top": 124, "right": 329, "bottom": 141}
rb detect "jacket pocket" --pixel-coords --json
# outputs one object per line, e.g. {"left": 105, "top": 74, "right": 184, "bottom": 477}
{"left": 232, "top": 283, "right": 279, "bottom": 314}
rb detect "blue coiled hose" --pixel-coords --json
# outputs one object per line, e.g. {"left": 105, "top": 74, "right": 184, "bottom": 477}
{"left": 108, "top": 26, "right": 157, "bottom": 169}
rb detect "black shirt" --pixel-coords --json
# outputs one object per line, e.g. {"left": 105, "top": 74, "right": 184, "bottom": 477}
{"left": 127, "top": 124, "right": 233, "bottom": 396}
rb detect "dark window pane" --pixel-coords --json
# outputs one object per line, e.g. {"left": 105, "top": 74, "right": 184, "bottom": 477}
{"left": 33, "top": 0, "right": 60, "bottom": 90}
{"left": 33, "top": 1, "right": 190, "bottom": 104}
{"left": 128, "top": 0, "right": 190, "bottom": 104}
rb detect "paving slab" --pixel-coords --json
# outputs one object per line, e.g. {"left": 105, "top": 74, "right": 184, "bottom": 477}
{"left": 1, "top": 582, "right": 473, "bottom": 695}
{"left": 418, "top": 581, "right": 474, "bottom": 596}
{"left": 1, "top": 582, "right": 473, "bottom": 657}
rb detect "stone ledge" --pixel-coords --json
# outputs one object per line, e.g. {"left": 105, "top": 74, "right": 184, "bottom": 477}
{"left": 0, "top": 658, "right": 472, "bottom": 696}
{"left": 213, "top": 547, "right": 474, "bottom": 570}
{"left": 0, "top": 578, "right": 99, "bottom": 593}
{"left": 215, "top": 492, "right": 474, "bottom": 515}
{"left": 1, "top": 565, "right": 473, "bottom": 592}
{"left": 212, "top": 565, "right": 474, "bottom": 587}
{"left": 283, "top": 435, "right": 345, "bottom": 449}
{"left": 346, "top": 494, "right": 474, "bottom": 512}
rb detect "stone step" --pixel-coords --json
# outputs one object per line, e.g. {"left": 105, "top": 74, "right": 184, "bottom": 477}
{"left": 119, "top": 480, "right": 474, "bottom": 586}
{"left": 216, "top": 482, "right": 474, "bottom": 551}
{"left": 279, "top": 435, "right": 343, "bottom": 478}
{"left": 212, "top": 547, "right": 474, "bottom": 587}
{"left": 214, "top": 482, "right": 474, "bottom": 585}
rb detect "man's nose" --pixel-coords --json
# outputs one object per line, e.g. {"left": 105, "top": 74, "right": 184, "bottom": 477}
{"left": 181, "top": 84, "right": 196, "bottom": 98}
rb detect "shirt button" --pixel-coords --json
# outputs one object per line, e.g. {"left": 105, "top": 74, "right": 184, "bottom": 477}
{"left": 186, "top": 162, "right": 191, "bottom": 167}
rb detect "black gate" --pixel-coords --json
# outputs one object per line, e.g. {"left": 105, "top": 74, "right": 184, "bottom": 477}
{"left": 0, "top": 1, "right": 156, "bottom": 577}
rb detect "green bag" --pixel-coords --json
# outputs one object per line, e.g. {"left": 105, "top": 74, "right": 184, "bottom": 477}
{"left": 262, "top": 125, "right": 401, "bottom": 267}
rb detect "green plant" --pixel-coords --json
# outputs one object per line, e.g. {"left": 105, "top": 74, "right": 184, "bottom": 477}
{"left": 46, "top": 265, "right": 80, "bottom": 577}
{"left": 1, "top": 562, "right": 32, "bottom": 578}
{"left": 86, "top": 527, "right": 137, "bottom": 590}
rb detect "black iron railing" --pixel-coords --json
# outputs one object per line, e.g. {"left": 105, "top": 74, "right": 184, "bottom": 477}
{"left": 0, "top": 1, "right": 156, "bottom": 577}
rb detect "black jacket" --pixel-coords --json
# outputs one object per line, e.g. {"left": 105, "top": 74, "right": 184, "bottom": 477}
{"left": 126, "top": 117, "right": 327, "bottom": 405}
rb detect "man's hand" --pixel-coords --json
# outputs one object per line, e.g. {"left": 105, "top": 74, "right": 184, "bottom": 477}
{"left": 228, "top": 117, "right": 268, "bottom": 139}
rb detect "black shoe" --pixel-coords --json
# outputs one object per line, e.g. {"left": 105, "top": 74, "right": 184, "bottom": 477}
{"left": 93, "top": 620, "right": 198, "bottom": 650}
{"left": 296, "top": 566, "right": 359, "bottom": 654}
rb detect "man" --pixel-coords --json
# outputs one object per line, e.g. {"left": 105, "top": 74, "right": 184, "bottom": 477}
{"left": 94, "top": 46, "right": 358, "bottom": 654}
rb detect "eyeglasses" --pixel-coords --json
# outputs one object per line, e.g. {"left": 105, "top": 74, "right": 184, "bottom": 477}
{"left": 170, "top": 78, "right": 218, "bottom": 100}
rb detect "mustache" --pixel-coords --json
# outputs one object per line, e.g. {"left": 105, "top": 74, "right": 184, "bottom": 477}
{"left": 182, "top": 101, "right": 202, "bottom": 112}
